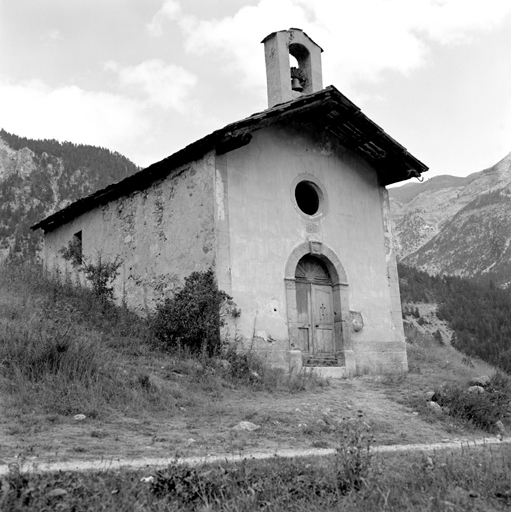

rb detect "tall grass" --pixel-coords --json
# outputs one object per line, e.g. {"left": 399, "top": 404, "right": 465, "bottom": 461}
{"left": 0, "top": 261, "right": 325, "bottom": 419}
{"left": 0, "top": 261, "right": 159, "bottom": 417}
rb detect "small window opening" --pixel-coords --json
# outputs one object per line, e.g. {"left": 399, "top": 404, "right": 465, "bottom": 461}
{"left": 295, "top": 181, "right": 320, "bottom": 215}
{"left": 72, "top": 231, "right": 83, "bottom": 263}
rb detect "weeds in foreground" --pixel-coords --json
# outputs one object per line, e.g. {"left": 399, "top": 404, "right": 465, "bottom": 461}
{"left": 3, "top": 444, "right": 511, "bottom": 511}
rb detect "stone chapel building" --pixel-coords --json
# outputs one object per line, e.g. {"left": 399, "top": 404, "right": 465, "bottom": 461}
{"left": 33, "top": 29, "right": 428, "bottom": 377}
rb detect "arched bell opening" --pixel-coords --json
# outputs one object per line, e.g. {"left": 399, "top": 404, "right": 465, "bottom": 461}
{"left": 284, "top": 242, "right": 352, "bottom": 367}
{"left": 289, "top": 43, "right": 311, "bottom": 94}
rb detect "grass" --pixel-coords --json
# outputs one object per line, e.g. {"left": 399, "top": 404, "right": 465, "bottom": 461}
{"left": 3, "top": 262, "right": 511, "bottom": 510}
{"left": 0, "top": 261, "right": 326, "bottom": 420}
{"left": 378, "top": 317, "right": 511, "bottom": 435}
{"left": 3, "top": 443, "right": 511, "bottom": 511}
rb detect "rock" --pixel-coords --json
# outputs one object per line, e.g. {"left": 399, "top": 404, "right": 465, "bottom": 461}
{"left": 316, "top": 419, "right": 327, "bottom": 427}
{"left": 468, "top": 385, "right": 485, "bottom": 394}
{"left": 74, "top": 414, "right": 86, "bottom": 421}
{"left": 140, "top": 476, "right": 155, "bottom": 483}
{"left": 423, "top": 391, "right": 436, "bottom": 401}
{"left": 47, "top": 489, "right": 68, "bottom": 498}
{"left": 217, "top": 359, "right": 232, "bottom": 371}
{"left": 138, "top": 374, "right": 167, "bottom": 392}
{"left": 147, "top": 374, "right": 167, "bottom": 392}
{"left": 428, "top": 401, "right": 442, "bottom": 413}
{"left": 232, "top": 421, "right": 260, "bottom": 432}
{"left": 495, "top": 420, "right": 506, "bottom": 435}
{"left": 469, "top": 375, "right": 491, "bottom": 387}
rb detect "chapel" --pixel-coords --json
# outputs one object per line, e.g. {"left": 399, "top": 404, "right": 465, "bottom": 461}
{"left": 33, "top": 28, "right": 428, "bottom": 376}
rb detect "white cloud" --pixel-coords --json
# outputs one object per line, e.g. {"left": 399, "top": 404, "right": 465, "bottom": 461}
{"left": 174, "top": 0, "right": 511, "bottom": 92}
{"left": 105, "top": 59, "right": 197, "bottom": 113}
{"left": 179, "top": 0, "right": 308, "bottom": 90}
{"left": 0, "top": 78, "right": 149, "bottom": 160}
{"left": 48, "top": 29, "right": 63, "bottom": 41}
{"left": 147, "top": 0, "right": 181, "bottom": 37}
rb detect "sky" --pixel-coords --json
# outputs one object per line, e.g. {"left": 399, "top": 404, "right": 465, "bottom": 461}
{"left": 1, "top": 0, "right": 511, "bottom": 186}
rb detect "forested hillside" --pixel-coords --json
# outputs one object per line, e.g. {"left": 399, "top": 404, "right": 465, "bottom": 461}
{"left": 399, "top": 263, "right": 511, "bottom": 373}
{"left": 0, "top": 129, "right": 140, "bottom": 258}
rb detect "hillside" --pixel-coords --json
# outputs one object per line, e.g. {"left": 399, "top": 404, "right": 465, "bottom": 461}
{"left": 0, "top": 129, "right": 140, "bottom": 259}
{"left": 398, "top": 263, "right": 511, "bottom": 373}
{"left": 389, "top": 152, "right": 511, "bottom": 286}
{"left": 0, "top": 261, "right": 503, "bottom": 465}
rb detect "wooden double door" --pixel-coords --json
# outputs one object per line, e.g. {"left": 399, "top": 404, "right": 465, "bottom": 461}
{"left": 295, "top": 256, "right": 334, "bottom": 356}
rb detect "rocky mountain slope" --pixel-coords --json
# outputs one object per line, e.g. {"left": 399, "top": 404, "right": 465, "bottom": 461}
{"left": 0, "top": 129, "right": 140, "bottom": 259}
{"left": 389, "top": 152, "right": 511, "bottom": 287}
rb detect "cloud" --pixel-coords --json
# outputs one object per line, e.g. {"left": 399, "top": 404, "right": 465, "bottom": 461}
{"left": 105, "top": 59, "right": 197, "bottom": 113}
{"left": 0, "top": 77, "right": 149, "bottom": 160}
{"left": 174, "top": 0, "right": 511, "bottom": 92}
{"left": 147, "top": 0, "right": 181, "bottom": 37}
{"left": 48, "top": 29, "right": 63, "bottom": 41}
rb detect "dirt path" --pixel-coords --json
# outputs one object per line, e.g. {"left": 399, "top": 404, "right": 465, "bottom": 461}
{"left": 0, "top": 376, "right": 484, "bottom": 470}
{"left": 2, "top": 437, "right": 509, "bottom": 476}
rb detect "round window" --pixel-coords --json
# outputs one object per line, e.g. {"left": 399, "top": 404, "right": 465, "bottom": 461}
{"left": 295, "top": 181, "right": 320, "bottom": 215}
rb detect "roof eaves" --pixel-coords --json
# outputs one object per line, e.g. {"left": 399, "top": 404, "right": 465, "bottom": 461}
{"left": 31, "top": 86, "right": 427, "bottom": 231}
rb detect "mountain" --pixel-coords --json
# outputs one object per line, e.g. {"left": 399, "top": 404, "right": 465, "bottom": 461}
{"left": 0, "top": 129, "right": 140, "bottom": 259}
{"left": 389, "top": 152, "right": 511, "bottom": 287}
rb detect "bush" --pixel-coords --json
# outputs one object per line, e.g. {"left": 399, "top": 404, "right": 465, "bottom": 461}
{"left": 60, "top": 241, "right": 122, "bottom": 302}
{"left": 436, "top": 372, "right": 511, "bottom": 432}
{"left": 151, "top": 268, "right": 239, "bottom": 356}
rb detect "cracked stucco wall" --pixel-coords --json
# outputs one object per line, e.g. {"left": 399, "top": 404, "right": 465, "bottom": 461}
{"left": 43, "top": 152, "right": 216, "bottom": 313}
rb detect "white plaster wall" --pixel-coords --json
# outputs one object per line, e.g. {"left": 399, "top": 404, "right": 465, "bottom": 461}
{"left": 217, "top": 123, "right": 405, "bottom": 372}
{"left": 43, "top": 153, "right": 217, "bottom": 313}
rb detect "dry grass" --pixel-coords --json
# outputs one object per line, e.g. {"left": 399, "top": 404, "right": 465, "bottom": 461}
{"left": 3, "top": 441, "right": 511, "bottom": 510}
{"left": 377, "top": 319, "right": 510, "bottom": 435}
{"left": 0, "top": 261, "right": 325, "bottom": 421}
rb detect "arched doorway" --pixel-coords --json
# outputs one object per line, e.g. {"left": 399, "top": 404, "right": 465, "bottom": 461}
{"left": 284, "top": 241, "right": 353, "bottom": 369}
{"left": 295, "top": 255, "right": 335, "bottom": 357}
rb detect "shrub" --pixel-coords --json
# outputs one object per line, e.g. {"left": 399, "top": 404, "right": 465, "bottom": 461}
{"left": 80, "top": 254, "right": 122, "bottom": 301}
{"left": 436, "top": 372, "right": 511, "bottom": 432}
{"left": 151, "top": 268, "right": 239, "bottom": 356}
{"left": 60, "top": 241, "right": 122, "bottom": 302}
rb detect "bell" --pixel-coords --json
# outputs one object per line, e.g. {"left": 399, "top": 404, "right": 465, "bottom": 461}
{"left": 291, "top": 77, "right": 303, "bottom": 92}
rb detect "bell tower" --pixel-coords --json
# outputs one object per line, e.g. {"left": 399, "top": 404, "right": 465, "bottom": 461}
{"left": 261, "top": 28, "right": 323, "bottom": 108}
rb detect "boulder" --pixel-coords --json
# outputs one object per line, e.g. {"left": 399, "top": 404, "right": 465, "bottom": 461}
{"left": 469, "top": 375, "right": 491, "bottom": 387}
{"left": 423, "top": 391, "right": 436, "bottom": 401}
{"left": 495, "top": 420, "right": 506, "bottom": 435}
{"left": 428, "top": 401, "right": 443, "bottom": 414}
{"left": 232, "top": 421, "right": 260, "bottom": 432}
{"left": 468, "top": 385, "right": 485, "bottom": 394}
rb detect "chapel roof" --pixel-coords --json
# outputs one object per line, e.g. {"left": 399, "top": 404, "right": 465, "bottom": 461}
{"left": 32, "top": 85, "right": 428, "bottom": 233}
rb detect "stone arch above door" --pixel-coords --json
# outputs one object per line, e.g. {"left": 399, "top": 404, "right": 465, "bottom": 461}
{"left": 284, "top": 242, "right": 353, "bottom": 368}
{"left": 284, "top": 241, "right": 348, "bottom": 286}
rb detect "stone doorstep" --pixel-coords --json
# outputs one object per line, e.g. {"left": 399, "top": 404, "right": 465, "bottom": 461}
{"left": 303, "top": 355, "right": 341, "bottom": 365}
{"left": 303, "top": 366, "right": 349, "bottom": 379}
